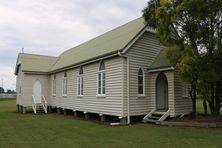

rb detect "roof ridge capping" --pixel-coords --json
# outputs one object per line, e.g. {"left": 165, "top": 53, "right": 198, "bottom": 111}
{"left": 19, "top": 52, "right": 58, "bottom": 59}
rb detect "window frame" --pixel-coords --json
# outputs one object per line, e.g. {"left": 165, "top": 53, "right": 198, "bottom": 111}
{"left": 97, "top": 61, "right": 106, "bottom": 97}
{"left": 77, "top": 67, "right": 84, "bottom": 97}
{"left": 182, "top": 83, "right": 188, "bottom": 98}
{"left": 138, "top": 68, "right": 145, "bottom": 97}
{"left": 62, "top": 72, "right": 67, "bottom": 97}
{"left": 52, "top": 74, "right": 56, "bottom": 96}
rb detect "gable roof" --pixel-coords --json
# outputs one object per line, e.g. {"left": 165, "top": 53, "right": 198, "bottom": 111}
{"left": 15, "top": 17, "right": 148, "bottom": 74}
{"left": 148, "top": 49, "right": 173, "bottom": 70}
{"left": 15, "top": 53, "right": 58, "bottom": 75}
{"left": 51, "top": 17, "right": 146, "bottom": 71}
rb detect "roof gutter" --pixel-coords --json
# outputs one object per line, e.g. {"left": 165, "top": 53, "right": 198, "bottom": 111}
{"left": 22, "top": 71, "right": 50, "bottom": 75}
{"left": 148, "top": 66, "right": 175, "bottom": 73}
{"left": 50, "top": 51, "right": 119, "bottom": 73}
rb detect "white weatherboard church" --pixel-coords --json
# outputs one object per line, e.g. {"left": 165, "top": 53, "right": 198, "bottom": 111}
{"left": 14, "top": 17, "right": 192, "bottom": 124}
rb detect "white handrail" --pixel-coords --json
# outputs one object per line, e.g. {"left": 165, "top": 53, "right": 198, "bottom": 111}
{"left": 32, "top": 95, "right": 36, "bottom": 104}
{"left": 31, "top": 95, "right": 48, "bottom": 114}
{"left": 41, "top": 95, "right": 47, "bottom": 104}
{"left": 159, "top": 109, "right": 170, "bottom": 122}
{"left": 143, "top": 109, "right": 155, "bottom": 122}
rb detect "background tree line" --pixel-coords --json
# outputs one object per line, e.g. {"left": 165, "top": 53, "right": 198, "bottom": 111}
{"left": 0, "top": 87, "right": 16, "bottom": 94}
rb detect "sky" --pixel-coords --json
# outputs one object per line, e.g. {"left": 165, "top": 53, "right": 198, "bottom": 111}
{"left": 0, "top": 0, "right": 148, "bottom": 91}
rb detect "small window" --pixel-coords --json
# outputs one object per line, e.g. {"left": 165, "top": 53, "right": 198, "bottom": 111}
{"left": 52, "top": 74, "right": 56, "bottom": 96}
{"left": 97, "top": 61, "right": 106, "bottom": 96}
{"left": 62, "top": 72, "right": 67, "bottom": 96}
{"left": 182, "top": 84, "right": 188, "bottom": 98}
{"left": 77, "top": 67, "right": 83, "bottom": 96}
{"left": 138, "top": 68, "right": 145, "bottom": 96}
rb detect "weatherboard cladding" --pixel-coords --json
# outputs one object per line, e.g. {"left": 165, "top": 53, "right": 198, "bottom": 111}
{"left": 174, "top": 69, "right": 192, "bottom": 115}
{"left": 49, "top": 56, "right": 124, "bottom": 116}
{"left": 124, "top": 32, "right": 163, "bottom": 116}
{"left": 20, "top": 74, "right": 50, "bottom": 107}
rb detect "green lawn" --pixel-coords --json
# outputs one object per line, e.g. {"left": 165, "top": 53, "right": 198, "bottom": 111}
{"left": 0, "top": 100, "right": 222, "bottom": 148}
{"left": 196, "top": 99, "right": 207, "bottom": 114}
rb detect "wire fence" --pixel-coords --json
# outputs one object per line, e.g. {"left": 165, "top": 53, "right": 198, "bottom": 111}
{"left": 0, "top": 94, "right": 16, "bottom": 99}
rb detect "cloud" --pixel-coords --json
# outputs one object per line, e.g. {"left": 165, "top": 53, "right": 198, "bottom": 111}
{"left": 0, "top": 0, "right": 148, "bottom": 90}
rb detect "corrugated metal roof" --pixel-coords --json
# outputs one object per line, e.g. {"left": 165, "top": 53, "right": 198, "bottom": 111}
{"left": 51, "top": 17, "right": 146, "bottom": 71}
{"left": 15, "top": 17, "right": 147, "bottom": 74}
{"left": 18, "top": 53, "right": 58, "bottom": 73}
{"left": 149, "top": 49, "right": 173, "bottom": 69}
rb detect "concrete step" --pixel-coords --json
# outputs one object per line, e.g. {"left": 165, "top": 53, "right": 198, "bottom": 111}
{"left": 153, "top": 111, "right": 166, "bottom": 115}
{"left": 148, "top": 115, "right": 160, "bottom": 120}
{"left": 145, "top": 118, "right": 158, "bottom": 123}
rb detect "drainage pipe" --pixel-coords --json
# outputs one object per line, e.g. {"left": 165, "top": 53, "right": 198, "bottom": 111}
{"left": 118, "top": 51, "right": 130, "bottom": 124}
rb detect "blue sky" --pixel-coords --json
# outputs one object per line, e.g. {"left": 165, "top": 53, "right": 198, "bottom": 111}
{"left": 0, "top": 0, "right": 148, "bottom": 90}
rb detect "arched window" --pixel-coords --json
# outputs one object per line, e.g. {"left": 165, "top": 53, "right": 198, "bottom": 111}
{"left": 97, "top": 61, "right": 106, "bottom": 96}
{"left": 99, "top": 61, "right": 105, "bottom": 71}
{"left": 138, "top": 68, "right": 145, "bottom": 95}
{"left": 52, "top": 74, "right": 56, "bottom": 96}
{"left": 77, "top": 67, "right": 83, "bottom": 96}
{"left": 62, "top": 72, "right": 67, "bottom": 96}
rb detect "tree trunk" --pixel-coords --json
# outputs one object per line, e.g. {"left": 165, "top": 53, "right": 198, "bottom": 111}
{"left": 209, "top": 85, "right": 216, "bottom": 115}
{"left": 215, "top": 81, "right": 222, "bottom": 115}
{"left": 203, "top": 99, "right": 207, "bottom": 116}
{"left": 190, "top": 83, "right": 196, "bottom": 118}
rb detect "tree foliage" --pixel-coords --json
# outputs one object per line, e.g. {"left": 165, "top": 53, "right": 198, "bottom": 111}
{"left": 0, "top": 87, "right": 4, "bottom": 94}
{"left": 143, "top": 0, "right": 222, "bottom": 116}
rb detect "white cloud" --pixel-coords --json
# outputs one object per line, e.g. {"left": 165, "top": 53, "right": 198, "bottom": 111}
{"left": 0, "top": 0, "right": 148, "bottom": 90}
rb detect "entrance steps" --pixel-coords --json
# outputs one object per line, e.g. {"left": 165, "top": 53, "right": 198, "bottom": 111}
{"left": 143, "top": 109, "right": 170, "bottom": 124}
{"left": 32, "top": 95, "right": 47, "bottom": 114}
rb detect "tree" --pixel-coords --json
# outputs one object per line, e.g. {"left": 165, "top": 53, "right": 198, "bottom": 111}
{"left": 6, "top": 89, "right": 16, "bottom": 94}
{"left": 143, "top": 0, "right": 222, "bottom": 117}
{"left": 0, "top": 87, "right": 4, "bottom": 94}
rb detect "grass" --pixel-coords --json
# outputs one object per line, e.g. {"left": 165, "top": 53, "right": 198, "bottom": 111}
{"left": 196, "top": 99, "right": 206, "bottom": 114}
{"left": 0, "top": 100, "right": 222, "bottom": 148}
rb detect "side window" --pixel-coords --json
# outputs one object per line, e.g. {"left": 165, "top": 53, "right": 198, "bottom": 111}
{"left": 62, "top": 72, "right": 67, "bottom": 96}
{"left": 97, "top": 61, "right": 106, "bottom": 96}
{"left": 182, "top": 83, "right": 188, "bottom": 98}
{"left": 77, "top": 67, "right": 83, "bottom": 96}
{"left": 52, "top": 74, "right": 56, "bottom": 96}
{"left": 138, "top": 68, "right": 145, "bottom": 96}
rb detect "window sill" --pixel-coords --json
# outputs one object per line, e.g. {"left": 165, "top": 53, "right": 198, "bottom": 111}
{"left": 62, "top": 94, "right": 67, "bottom": 97}
{"left": 96, "top": 94, "right": 106, "bottom": 98}
{"left": 77, "top": 95, "right": 84, "bottom": 98}
{"left": 138, "top": 94, "right": 145, "bottom": 98}
{"left": 52, "top": 94, "right": 56, "bottom": 97}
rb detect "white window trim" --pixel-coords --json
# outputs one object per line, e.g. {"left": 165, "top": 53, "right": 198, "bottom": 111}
{"left": 52, "top": 78, "right": 56, "bottom": 97}
{"left": 138, "top": 68, "right": 145, "bottom": 97}
{"left": 62, "top": 78, "right": 67, "bottom": 97}
{"left": 77, "top": 75, "right": 84, "bottom": 97}
{"left": 97, "top": 70, "right": 106, "bottom": 97}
